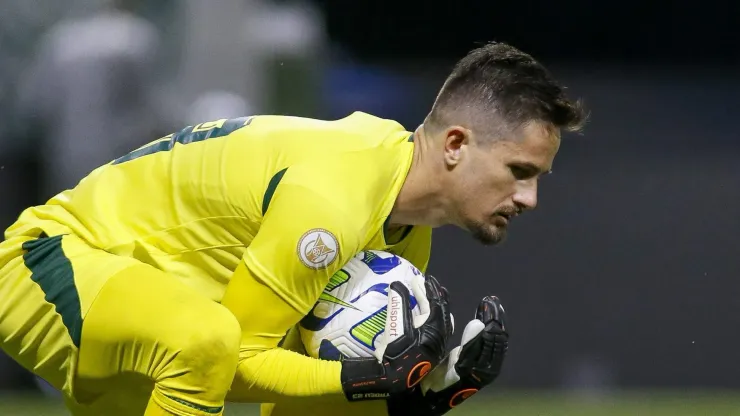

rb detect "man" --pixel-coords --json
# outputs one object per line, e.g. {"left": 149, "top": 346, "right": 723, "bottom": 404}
{"left": 263, "top": 41, "right": 586, "bottom": 416}
{"left": 0, "top": 41, "right": 584, "bottom": 415}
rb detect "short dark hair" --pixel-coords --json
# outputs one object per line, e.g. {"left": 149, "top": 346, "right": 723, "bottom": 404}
{"left": 425, "top": 42, "right": 587, "bottom": 139}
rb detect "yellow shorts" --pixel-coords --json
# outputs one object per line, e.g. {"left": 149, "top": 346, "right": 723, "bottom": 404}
{"left": 0, "top": 232, "right": 241, "bottom": 416}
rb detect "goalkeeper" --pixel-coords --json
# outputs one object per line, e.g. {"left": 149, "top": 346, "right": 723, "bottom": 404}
{"left": 0, "top": 41, "right": 585, "bottom": 415}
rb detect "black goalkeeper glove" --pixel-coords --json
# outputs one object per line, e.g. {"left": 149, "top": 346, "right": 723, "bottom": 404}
{"left": 340, "top": 274, "right": 454, "bottom": 402}
{"left": 387, "top": 295, "right": 509, "bottom": 415}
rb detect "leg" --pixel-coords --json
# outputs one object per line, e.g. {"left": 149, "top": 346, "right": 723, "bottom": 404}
{"left": 0, "top": 235, "right": 80, "bottom": 396}
{"left": 1, "top": 232, "right": 241, "bottom": 415}
{"left": 76, "top": 263, "right": 241, "bottom": 416}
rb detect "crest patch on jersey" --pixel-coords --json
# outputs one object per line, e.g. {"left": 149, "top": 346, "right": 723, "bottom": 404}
{"left": 297, "top": 229, "right": 339, "bottom": 270}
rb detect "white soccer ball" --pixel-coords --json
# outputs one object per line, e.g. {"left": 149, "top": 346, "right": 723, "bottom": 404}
{"left": 299, "top": 250, "right": 424, "bottom": 360}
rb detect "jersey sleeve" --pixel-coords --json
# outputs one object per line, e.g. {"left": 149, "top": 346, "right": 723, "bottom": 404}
{"left": 221, "top": 166, "right": 367, "bottom": 402}
{"left": 243, "top": 178, "right": 363, "bottom": 314}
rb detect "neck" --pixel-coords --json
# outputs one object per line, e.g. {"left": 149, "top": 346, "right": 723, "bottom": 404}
{"left": 389, "top": 126, "right": 447, "bottom": 228}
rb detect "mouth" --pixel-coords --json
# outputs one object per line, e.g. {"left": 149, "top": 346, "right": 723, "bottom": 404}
{"left": 494, "top": 210, "right": 519, "bottom": 225}
{"left": 493, "top": 213, "right": 510, "bottom": 226}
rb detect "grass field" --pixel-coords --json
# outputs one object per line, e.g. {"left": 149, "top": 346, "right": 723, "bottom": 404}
{"left": 2, "top": 390, "right": 740, "bottom": 415}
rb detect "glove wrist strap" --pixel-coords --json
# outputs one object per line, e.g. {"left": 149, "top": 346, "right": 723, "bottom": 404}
{"left": 340, "top": 359, "right": 388, "bottom": 401}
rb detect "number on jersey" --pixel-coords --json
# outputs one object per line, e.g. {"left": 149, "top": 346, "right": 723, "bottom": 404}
{"left": 112, "top": 116, "right": 254, "bottom": 165}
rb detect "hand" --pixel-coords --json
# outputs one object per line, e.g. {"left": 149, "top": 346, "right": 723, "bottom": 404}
{"left": 340, "top": 274, "right": 454, "bottom": 402}
{"left": 388, "top": 296, "right": 509, "bottom": 415}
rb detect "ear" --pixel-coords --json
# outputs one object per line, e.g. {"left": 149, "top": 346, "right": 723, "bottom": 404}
{"left": 443, "top": 126, "right": 470, "bottom": 167}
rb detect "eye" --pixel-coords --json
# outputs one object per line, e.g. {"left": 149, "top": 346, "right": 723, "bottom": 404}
{"left": 510, "top": 165, "right": 537, "bottom": 180}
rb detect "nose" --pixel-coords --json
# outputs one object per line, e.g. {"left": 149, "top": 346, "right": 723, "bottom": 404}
{"left": 513, "top": 180, "right": 538, "bottom": 211}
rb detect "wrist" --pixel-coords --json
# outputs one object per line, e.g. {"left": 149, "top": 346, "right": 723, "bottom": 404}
{"left": 340, "top": 358, "right": 388, "bottom": 401}
{"left": 325, "top": 359, "right": 345, "bottom": 395}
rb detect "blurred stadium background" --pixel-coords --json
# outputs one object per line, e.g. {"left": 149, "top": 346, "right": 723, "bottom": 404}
{"left": 1, "top": 0, "right": 739, "bottom": 414}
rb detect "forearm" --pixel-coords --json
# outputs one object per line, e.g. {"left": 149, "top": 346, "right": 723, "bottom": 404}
{"left": 223, "top": 261, "right": 345, "bottom": 403}
{"left": 227, "top": 347, "right": 343, "bottom": 403}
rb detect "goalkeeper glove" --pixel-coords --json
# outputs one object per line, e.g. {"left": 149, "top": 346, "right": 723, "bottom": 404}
{"left": 388, "top": 295, "right": 509, "bottom": 415}
{"left": 340, "top": 274, "right": 454, "bottom": 402}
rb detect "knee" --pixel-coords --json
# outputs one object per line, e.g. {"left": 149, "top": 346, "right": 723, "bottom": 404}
{"left": 174, "top": 306, "right": 241, "bottom": 382}
{"left": 150, "top": 306, "right": 240, "bottom": 413}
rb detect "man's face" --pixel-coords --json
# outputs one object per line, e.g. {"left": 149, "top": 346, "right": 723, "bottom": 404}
{"left": 443, "top": 122, "right": 561, "bottom": 245}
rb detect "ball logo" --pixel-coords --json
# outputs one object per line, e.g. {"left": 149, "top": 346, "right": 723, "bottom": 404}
{"left": 388, "top": 291, "right": 402, "bottom": 339}
{"left": 298, "top": 229, "right": 339, "bottom": 269}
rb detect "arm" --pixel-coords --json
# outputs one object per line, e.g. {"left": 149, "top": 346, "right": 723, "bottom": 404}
{"left": 259, "top": 326, "right": 389, "bottom": 416}
{"left": 223, "top": 259, "right": 344, "bottom": 402}
{"left": 222, "top": 180, "right": 360, "bottom": 403}
{"left": 254, "top": 226, "right": 436, "bottom": 414}
{"left": 221, "top": 154, "right": 453, "bottom": 406}
{"left": 224, "top": 260, "right": 453, "bottom": 407}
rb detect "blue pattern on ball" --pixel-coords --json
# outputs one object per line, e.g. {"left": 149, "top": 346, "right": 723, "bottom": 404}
{"left": 361, "top": 251, "right": 402, "bottom": 274}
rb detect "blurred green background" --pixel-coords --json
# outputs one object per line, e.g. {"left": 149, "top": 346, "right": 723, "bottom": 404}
{"left": 4, "top": 391, "right": 740, "bottom": 416}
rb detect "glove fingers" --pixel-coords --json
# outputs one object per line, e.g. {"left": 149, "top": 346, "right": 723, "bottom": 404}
{"left": 478, "top": 297, "right": 508, "bottom": 372}
{"left": 455, "top": 297, "right": 509, "bottom": 376}
{"left": 477, "top": 295, "right": 506, "bottom": 332}
{"left": 440, "top": 285, "right": 451, "bottom": 304}
{"left": 426, "top": 275, "right": 454, "bottom": 338}
{"left": 425, "top": 274, "right": 444, "bottom": 303}
{"left": 409, "top": 274, "right": 430, "bottom": 328}
{"left": 440, "top": 285, "right": 456, "bottom": 335}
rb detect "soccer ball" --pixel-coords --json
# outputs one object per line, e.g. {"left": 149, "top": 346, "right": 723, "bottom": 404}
{"left": 299, "top": 250, "right": 424, "bottom": 360}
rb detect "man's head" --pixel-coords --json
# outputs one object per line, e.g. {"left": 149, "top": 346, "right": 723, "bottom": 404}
{"left": 422, "top": 42, "right": 587, "bottom": 245}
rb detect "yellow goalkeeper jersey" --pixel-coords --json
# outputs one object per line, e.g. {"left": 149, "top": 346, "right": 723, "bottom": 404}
{"left": 5, "top": 111, "right": 431, "bottom": 315}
